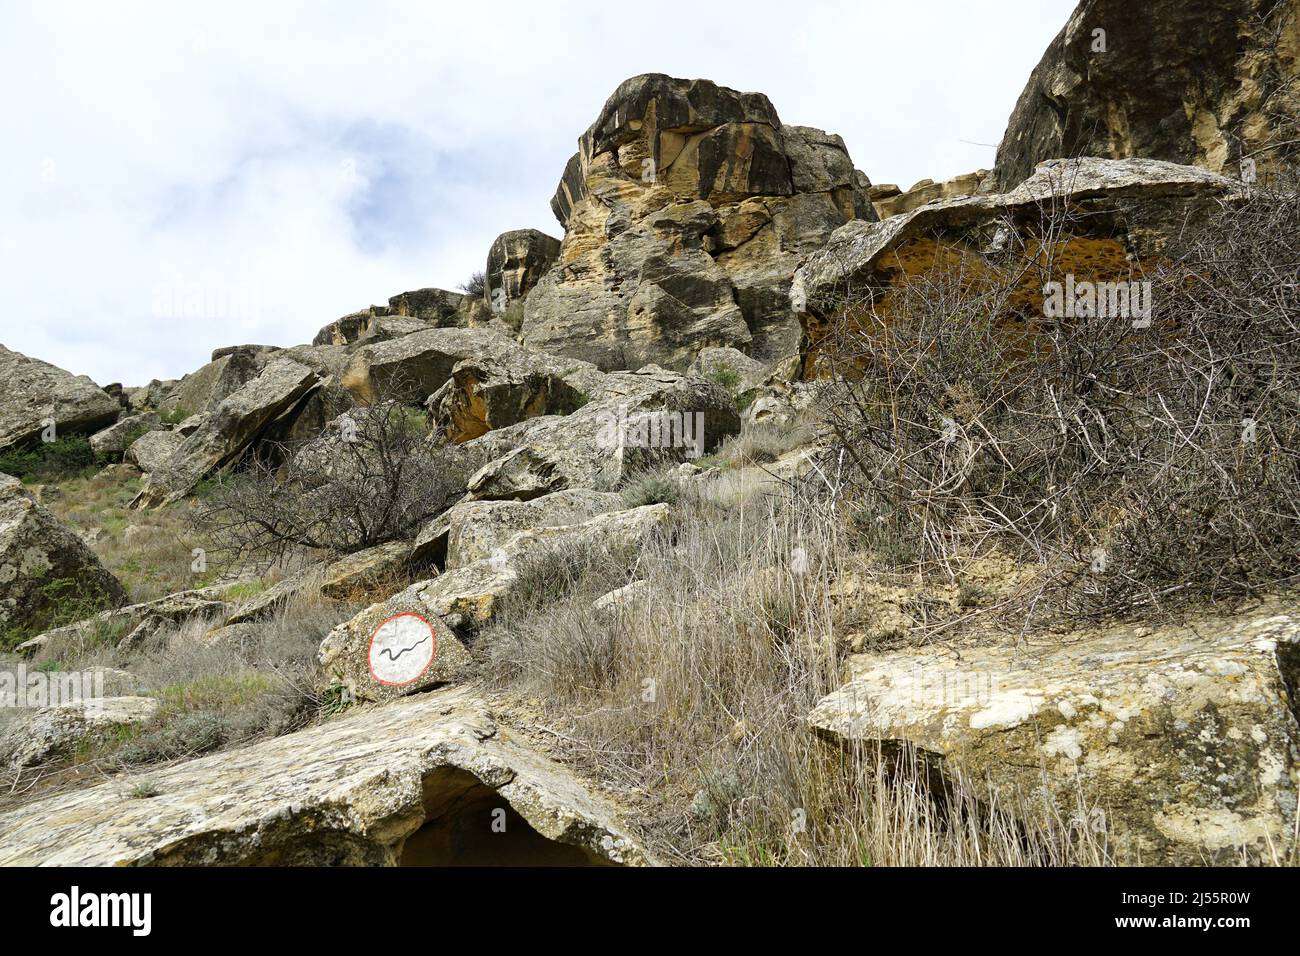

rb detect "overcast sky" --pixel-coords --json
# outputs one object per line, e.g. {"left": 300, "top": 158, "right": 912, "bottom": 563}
{"left": 0, "top": 0, "right": 1076, "bottom": 386}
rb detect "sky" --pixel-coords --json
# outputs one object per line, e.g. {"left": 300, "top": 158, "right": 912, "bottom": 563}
{"left": 0, "top": 0, "right": 1077, "bottom": 386}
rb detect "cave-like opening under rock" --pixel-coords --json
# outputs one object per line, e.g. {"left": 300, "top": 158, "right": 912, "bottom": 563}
{"left": 398, "top": 767, "right": 616, "bottom": 866}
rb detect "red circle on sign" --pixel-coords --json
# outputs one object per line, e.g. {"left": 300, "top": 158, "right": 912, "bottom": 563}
{"left": 367, "top": 612, "right": 438, "bottom": 686}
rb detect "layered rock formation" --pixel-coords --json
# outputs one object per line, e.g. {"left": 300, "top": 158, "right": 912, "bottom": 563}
{"left": 991, "top": 0, "right": 1300, "bottom": 191}
{"left": 0, "top": 686, "right": 650, "bottom": 866}
{"left": 793, "top": 157, "right": 1241, "bottom": 371}
{"left": 525, "top": 74, "right": 875, "bottom": 372}
{"left": 810, "top": 606, "right": 1300, "bottom": 865}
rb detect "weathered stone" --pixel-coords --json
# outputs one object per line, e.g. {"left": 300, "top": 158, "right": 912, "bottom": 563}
{"left": 0, "top": 475, "right": 127, "bottom": 637}
{"left": 991, "top": 0, "right": 1300, "bottom": 191}
{"left": 341, "top": 327, "right": 539, "bottom": 406}
{"left": 688, "top": 346, "right": 767, "bottom": 395}
{"left": 316, "top": 588, "right": 471, "bottom": 703}
{"left": 809, "top": 606, "right": 1300, "bottom": 865}
{"left": 412, "top": 489, "right": 625, "bottom": 569}
{"left": 794, "top": 157, "right": 1243, "bottom": 353}
{"left": 313, "top": 310, "right": 432, "bottom": 348}
{"left": 525, "top": 75, "right": 875, "bottom": 371}
{"left": 159, "top": 347, "right": 266, "bottom": 417}
{"left": 124, "top": 428, "right": 186, "bottom": 475}
{"left": 422, "top": 335, "right": 605, "bottom": 442}
{"left": 486, "top": 229, "right": 561, "bottom": 308}
{"left": 0, "top": 346, "right": 121, "bottom": 453}
{"left": 221, "top": 541, "right": 413, "bottom": 627}
{"left": 874, "top": 170, "right": 989, "bottom": 218}
{"left": 88, "top": 412, "right": 162, "bottom": 459}
{"left": 0, "top": 697, "right": 159, "bottom": 769}
{"left": 463, "top": 367, "right": 739, "bottom": 500}
{"left": 0, "top": 686, "right": 651, "bottom": 865}
{"left": 386, "top": 287, "right": 465, "bottom": 326}
{"left": 133, "top": 359, "right": 320, "bottom": 507}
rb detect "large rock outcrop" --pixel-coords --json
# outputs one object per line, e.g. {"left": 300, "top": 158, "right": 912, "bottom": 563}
{"left": 462, "top": 366, "right": 739, "bottom": 500}
{"left": 809, "top": 605, "right": 1300, "bottom": 865}
{"left": 0, "top": 475, "right": 127, "bottom": 636}
{"left": 524, "top": 74, "right": 875, "bottom": 372}
{"left": 0, "top": 346, "right": 121, "bottom": 453}
{"left": 793, "top": 157, "right": 1241, "bottom": 371}
{"left": 412, "top": 489, "right": 625, "bottom": 569}
{"left": 421, "top": 333, "right": 606, "bottom": 442}
{"left": 133, "top": 359, "right": 320, "bottom": 507}
{"left": 0, "top": 686, "right": 651, "bottom": 866}
{"left": 991, "top": 0, "right": 1300, "bottom": 192}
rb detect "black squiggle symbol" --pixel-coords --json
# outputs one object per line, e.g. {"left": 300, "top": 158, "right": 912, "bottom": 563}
{"left": 377, "top": 634, "right": 431, "bottom": 663}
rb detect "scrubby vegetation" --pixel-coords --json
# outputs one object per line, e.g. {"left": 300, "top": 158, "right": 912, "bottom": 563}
{"left": 817, "top": 170, "right": 1300, "bottom": 626}
{"left": 193, "top": 399, "right": 478, "bottom": 568}
{"left": 0, "top": 435, "right": 98, "bottom": 482}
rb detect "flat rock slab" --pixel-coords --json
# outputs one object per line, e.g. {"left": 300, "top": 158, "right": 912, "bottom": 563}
{"left": 0, "top": 686, "right": 651, "bottom": 866}
{"left": 809, "top": 606, "right": 1300, "bottom": 865}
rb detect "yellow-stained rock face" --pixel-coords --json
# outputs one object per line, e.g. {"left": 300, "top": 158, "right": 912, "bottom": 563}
{"left": 809, "top": 605, "right": 1300, "bottom": 864}
{"left": 794, "top": 157, "right": 1242, "bottom": 379}
{"left": 526, "top": 74, "right": 877, "bottom": 372}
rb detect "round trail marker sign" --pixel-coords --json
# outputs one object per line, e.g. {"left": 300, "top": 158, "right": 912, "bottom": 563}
{"left": 368, "top": 612, "right": 437, "bottom": 686}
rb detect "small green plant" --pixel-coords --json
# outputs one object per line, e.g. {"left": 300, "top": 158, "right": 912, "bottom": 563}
{"left": 0, "top": 435, "right": 97, "bottom": 482}
{"left": 129, "top": 778, "right": 161, "bottom": 799}
{"left": 621, "top": 471, "right": 682, "bottom": 508}
{"left": 501, "top": 300, "right": 526, "bottom": 334}
{"left": 957, "top": 580, "right": 988, "bottom": 609}
{"left": 706, "top": 365, "right": 741, "bottom": 389}
{"left": 158, "top": 407, "right": 191, "bottom": 426}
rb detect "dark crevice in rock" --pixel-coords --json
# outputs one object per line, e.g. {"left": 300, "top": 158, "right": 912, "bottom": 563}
{"left": 399, "top": 767, "right": 615, "bottom": 867}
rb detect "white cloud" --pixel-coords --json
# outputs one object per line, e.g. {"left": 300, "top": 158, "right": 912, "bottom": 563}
{"left": 0, "top": 0, "right": 1075, "bottom": 385}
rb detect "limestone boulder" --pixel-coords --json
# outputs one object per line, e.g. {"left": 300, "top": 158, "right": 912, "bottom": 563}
{"left": 88, "top": 412, "right": 163, "bottom": 459}
{"left": 0, "top": 686, "right": 651, "bottom": 866}
{"left": 341, "top": 327, "right": 541, "bottom": 406}
{"left": 486, "top": 229, "right": 561, "bottom": 308}
{"left": 991, "top": 0, "right": 1300, "bottom": 192}
{"left": 412, "top": 489, "right": 625, "bottom": 569}
{"left": 0, "top": 475, "right": 127, "bottom": 637}
{"left": 133, "top": 359, "right": 319, "bottom": 507}
{"left": 422, "top": 335, "right": 605, "bottom": 442}
{"left": 0, "top": 346, "right": 121, "bottom": 453}
{"left": 316, "top": 588, "right": 472, "bottom": 704}
{"left": 873, "top": 170, "right": 990, "bottom": 218}
{"left": 386, "top": 287, "right": 465, "bottom": 326}
{"left": 221, "top": 541, "right": 413, "bottom": 627}
{"left": 124, "top": 428, "right": 187, "bottom": 475}
{"left": 0, "top": 697, "right": 160, "bottom": 769}
{"left": 809, "top": 606, "right": 1300, "bottom": 865}
{"left": 463, "top": 367, "right": 739, "bottom": 500}
{"left": 158, "top": 346, "right": 267, "bottom": 417}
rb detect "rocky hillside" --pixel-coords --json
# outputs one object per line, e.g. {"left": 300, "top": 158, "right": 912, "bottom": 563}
{"left": 2, "top": 0, "right": 1299, "bottom": 867}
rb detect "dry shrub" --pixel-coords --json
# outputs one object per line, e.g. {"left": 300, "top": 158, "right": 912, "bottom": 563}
{"left": 816, "top": 168, "right": 1300, "bottom": 623}
{"left": 193, "top": 396, "right": 476, "bottom": 569}
{"left": 480, "top": 486, "right": 1111, "bottom": 865}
